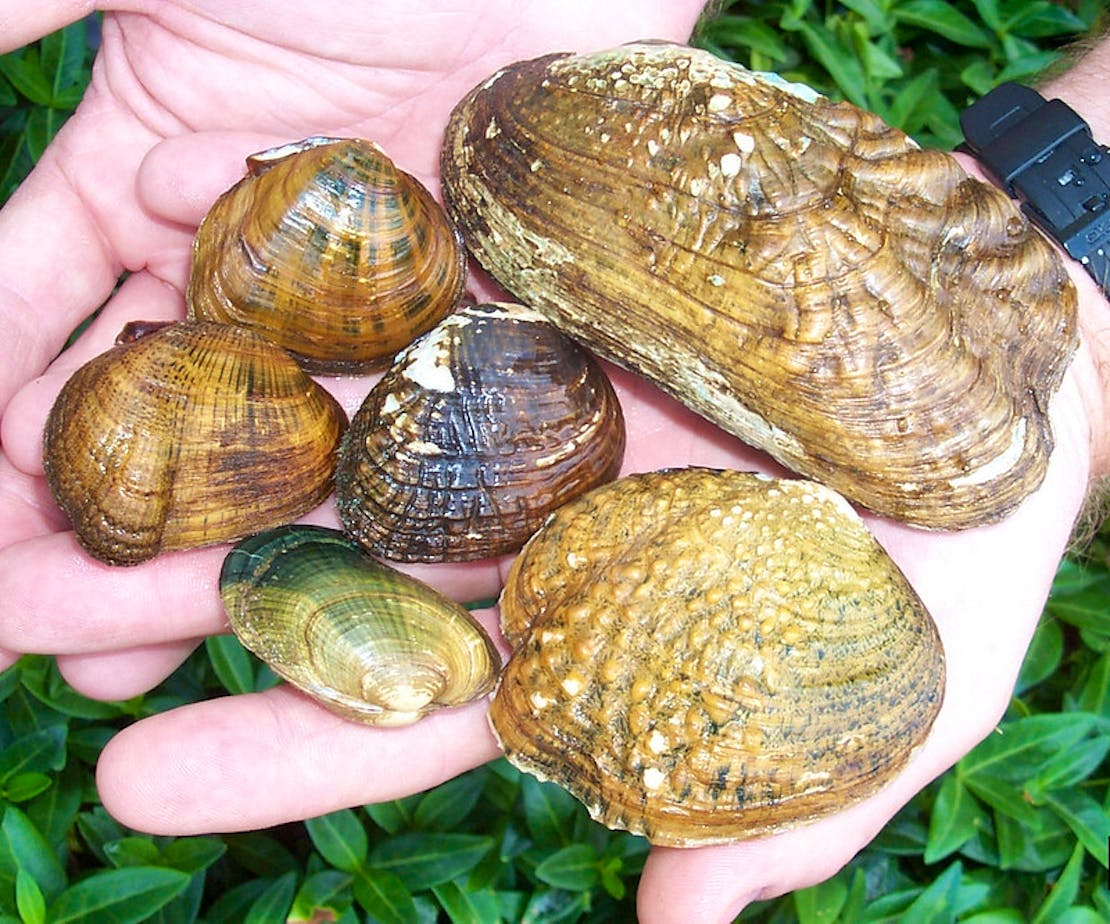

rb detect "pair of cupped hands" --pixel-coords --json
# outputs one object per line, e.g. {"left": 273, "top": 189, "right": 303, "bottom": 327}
{"left": 0, "top": 3, "right": 1099, "bottom": 921}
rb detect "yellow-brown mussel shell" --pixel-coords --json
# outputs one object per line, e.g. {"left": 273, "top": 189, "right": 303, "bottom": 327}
{"left": 188, "top": 136, "right": 467, "bottom": 374}
{"left": 335, "top": 302, "right": 625, "bottom": 562}
{"left": 220, "top": 525, "right": 500, "bottom": 726}
{"left": 491, "top": 467, "right": 945, "bottom": 846}
{"left": 441, "top": 43, "right": 1078, "bottom": 529}
{"left": 42, "top": 320, "right": 347, "bottom": 566}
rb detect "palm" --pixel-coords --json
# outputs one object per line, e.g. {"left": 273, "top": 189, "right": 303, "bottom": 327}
{"left": 0, "top": 4, "right": 1093, "bottom": 922}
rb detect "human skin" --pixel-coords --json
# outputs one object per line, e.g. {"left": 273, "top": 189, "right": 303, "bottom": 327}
{"left": 0, "top": 4, "right": 1107, "bottom": 922}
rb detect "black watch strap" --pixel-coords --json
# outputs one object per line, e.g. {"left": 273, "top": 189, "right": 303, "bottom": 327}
{"left": 958, "top": 81, "right": 1110, "bottom": 298}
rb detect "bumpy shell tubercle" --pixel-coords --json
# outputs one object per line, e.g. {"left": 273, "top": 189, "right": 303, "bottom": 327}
{"left": 490, "top": 467, "right": 945, "bottom": 846}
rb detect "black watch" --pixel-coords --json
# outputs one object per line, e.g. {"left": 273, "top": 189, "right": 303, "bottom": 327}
{"left": 958, "top": 81, "right": 1110, "bottom": 299}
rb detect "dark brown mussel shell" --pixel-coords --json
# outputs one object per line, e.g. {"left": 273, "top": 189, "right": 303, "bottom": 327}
{"left": 42, "top": 320, "right": 347, "bottom": 566}
{"left": 188, "top": 136, "right": 467, "bottom": 374}
{"left": 335, "top": 302, "right": 625, "bottom": 562}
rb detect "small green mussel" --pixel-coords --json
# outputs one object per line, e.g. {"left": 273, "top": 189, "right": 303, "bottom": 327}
{"left": 220, "top": 525, "right": 500, "bottom": 726}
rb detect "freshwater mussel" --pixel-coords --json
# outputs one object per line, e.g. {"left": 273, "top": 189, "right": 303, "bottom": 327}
{"left": 441, "top": 42, "right": 1078, "bottom": 529}
{"left": 491, "top": 467, "right": 945, "bottom": 845}
{"left": 42, "top": 321, "right": 347, "bottom": 566}
{"left": 336, "top": 301, "right": 626, "bottom": 562}
{"left": 188, "top": 136, "right": 467, "bottom": 374}
{"left": 220, "top": 525, "right": 500, "bottom": 726}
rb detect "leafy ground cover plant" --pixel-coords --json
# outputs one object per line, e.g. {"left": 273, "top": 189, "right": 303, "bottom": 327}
{"left": 1, "top": 2, "right": 1107, "bottom": 921}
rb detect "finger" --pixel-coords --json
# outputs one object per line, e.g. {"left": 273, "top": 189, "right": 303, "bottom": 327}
{"left": 0, "top": 452, "right": 67, "bottom": 546}
{"left": 56, "top": 639, "right": 200, "bottom": 701}
{"left": 0, "top": 533, "right": 228, "bottom": 653}
{"left": 138, "top": 131, "right": 295, "bottom": 228}
{"left": 0, "top": 107, "right": 141, "bottom": 411}
{"left": 97, "top": 684, "right": 500, "bottom": 834}
{"left": 637, "top": 801, "right": 894, "bottom": 924}
{"left": 0, "top": 3, "right": 93, "bottom": 52}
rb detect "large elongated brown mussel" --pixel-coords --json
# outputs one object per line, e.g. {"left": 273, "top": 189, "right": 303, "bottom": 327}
{"left": 441, "top": 43, "right": 1078, "bottom": 529}
{"left": 188, "top": 137, "right": 466, "bottom": 374}
{"left": 220, "top": 525, "right": 500, "bottom": 726}
{"left": 336, "top": 302, "right": 625, "bottom": 562}
{"left": 42, "top": 321, "right": 347, "bottom": 566}
{"left": 491, "top": 467, "right": 945, "bottom": 846}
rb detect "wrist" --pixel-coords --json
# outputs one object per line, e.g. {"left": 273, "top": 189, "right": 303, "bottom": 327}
{"left": 956, "top": 35, "right": 1110, "bottom": 485}
{"left": 1039, "top": 38, "right": 1110, "bottom": 481}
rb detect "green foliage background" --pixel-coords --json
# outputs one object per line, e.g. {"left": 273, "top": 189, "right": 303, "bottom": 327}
{"left": 0, "top": 2, "right": 1108, "bottom": 921}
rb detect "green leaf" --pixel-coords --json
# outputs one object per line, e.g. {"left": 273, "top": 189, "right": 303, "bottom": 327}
{"left": 244, "top": 872, "right": 296, "bottom": 924}
{"left": 204, "top": 636, "right": 261, "bottom": 695}
{"left": 534, "top": 844, "right": 601, "bottom": 892}
{"left": 894, "top": 1, "right": 994, "bottom": 48}
{"left": 16, "top": 867, "right": 45, "bottom": 924}
{"left": 224, "top": 832, "right": 298, "bottom": 877}
{"left": 700, "top": 16, "right": 791, "bottom": 63}
{"left": 37, "top": 23, "right": 88, "bottom": 102}
{"left": 0, "top": 725, "right": 66, "bottom": 783}
{"left": 103, "top": 837, "right": 161, "bottom": 868}
{"left": 1026, "top": 736, "right": 1110, "bottom": 801}
{"left": 413, "top": 772, "right": 485, "bottom": 832}
{"left": 26, "top": 765, "right": 82, "bottom": 855}
{"left": 1077, "top": 652, "right": 1110, "bottom": 717}
{"left": 1049, "top": 582, "right": 1110, "bottom": 634}
{"left": 519, "top": 888, "right": 590, "bottom": 924}
{"left": 160, "top": 836, "right": 227, "bottom": 875}
{"left": 351, "top": 868, "right": 415, "bottom": 924}
{"left": 0, "top": 807, "right": 65, "bottom": 904}
{"left": 1004, "top": 2, "right": 1087, "bottom": 38}
{"left": 960, "top": 714, "right": 1101, "bottom": 785}
{"left": 364, "top": 795, "right": 421, "bottom": 835}
{"left": 520, "top": 776, "right": 577, "bottom": 847}
{"left": 305, "top": 809, "right": 368, "bottom": 873}
{"left": 1032, "top": 842, "right": 1086, "bottom": 924}
{"left": 46, "top": 867, "right": 191, "bottom": 924}
{"left": 993, "top": 809, "right": 1074, "bottom": 872}
{"left": 1041, "top": 789, "right": 1110, "bottom": 866}
{"left": 18, "top": 658, "right": 127, "bottom": 721}
{"left": 289, "top": 870, "right": 350, "bottom": 923}
{"left": 1014, "top": 616, "right": 1065, "bottom": 694}
{"left": 793, "top": 870, "right": 849, "bottom": 923}
{"left": 1, "top": 773, "right": 52, "bottom": 804}
{"left": 431, "top": 880, "right": 500, "bottom": 924}
{"left": 0, "top": 50, "right": 53, "bottom": 106}
{"left": 900, "top": 860, "right": 962, "bottom": 923}
{"left": 368, "top": 833, "right": 492, "bottom": 891}
{"left": 796, "top": 21, "right": 868, "bottom": 106}
{"left": 925, "top": 774, "right": 985, "bottom": 863}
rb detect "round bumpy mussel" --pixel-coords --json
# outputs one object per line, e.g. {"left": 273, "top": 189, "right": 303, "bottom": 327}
{"left": 335, "top": 302, "right": 625, "bottom": 562}
{"left": 441, "top": 43, "right": 1077, "bottom": 529}
{"left": 188, "top": 136, "right": 467, "bottom": 373}
{"left": 491, "top": 467, "right": 945, "bottom": 846}
{"left": 42, "top": 321, "right": 347, "bottom": 566}
{"left": 220, "top": 525, "right": 500, "bottom": 726}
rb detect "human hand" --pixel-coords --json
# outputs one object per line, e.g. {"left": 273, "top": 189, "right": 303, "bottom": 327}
{"left": 2, "top": 5, "right": 1108, "bottom": 924}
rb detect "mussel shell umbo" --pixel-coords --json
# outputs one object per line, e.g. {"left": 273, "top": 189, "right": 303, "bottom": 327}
{"left": 491, "top": 467, "right": 945, "bottom": 846}
{"left": 188, "top": 136, "right": 467, "bottom": 374}
{"left": 441, "top": 43, "right": 1077, "bottom": 529}
{"left": 42, "top": 320, "right": 347, "bottom": 566}
{"left": 221, "top": 525, "right": 500, "bottom": 726}
{"left": 335, "top": 302, "right": 626, "bottom": 562}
